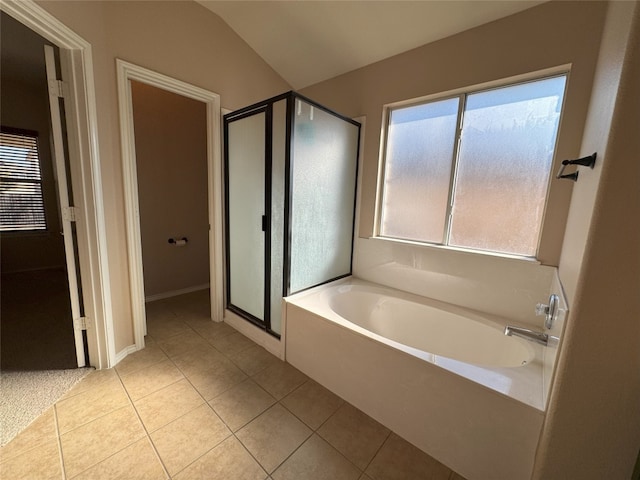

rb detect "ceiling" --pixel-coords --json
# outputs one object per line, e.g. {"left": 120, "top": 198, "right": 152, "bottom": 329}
{"left": 197, "top": 1, "right": 546, "bottom": 90}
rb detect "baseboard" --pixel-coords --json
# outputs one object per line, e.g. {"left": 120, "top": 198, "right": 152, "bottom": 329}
{"left": 145, "top": 283, "right": 209, "bottom": 303}
{"left": 1, "top": 265, "right": 67, "bottom": 275}
{"left": 114, "top": 344, "right": 138, "bottom": 366}
{"left": 224, "top": 309, "right": 284, "bottom": 360}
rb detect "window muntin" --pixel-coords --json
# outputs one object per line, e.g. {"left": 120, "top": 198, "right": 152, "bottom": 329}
{"left": 0, "top": 129, "right": 47, "bottom": 232}
{"left": 379, "top": 74, "right": 567, "bottom": 258}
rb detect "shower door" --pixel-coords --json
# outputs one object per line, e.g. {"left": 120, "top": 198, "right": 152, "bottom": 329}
{"left": 224, "top": 92, "right": 360, "bottom": 339}
{"left": 225, "top": 107, "right": 271, "bottom": 326}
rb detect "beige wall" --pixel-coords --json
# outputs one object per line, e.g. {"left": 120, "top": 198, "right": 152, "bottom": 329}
{"left": 301, "top": 1, "right": 607, "bottom": 266}
{"left": 1, "top": 15, "right": 65, "bottom": 273}
{"left": 556, "top": 0, "right": 634, "bottom": 304}
{"left": 534, "top": 2, "right": 640, "bottom": 477}
{"left": 34, "top": 0, "right": 291, "bottom": 353}
{"left": 131, "top": 80, "right": 209, "bottom": 298}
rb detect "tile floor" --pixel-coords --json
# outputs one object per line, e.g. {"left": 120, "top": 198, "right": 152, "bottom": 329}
{"left": 0, "top": 290, "right": 467, "bottom": 480}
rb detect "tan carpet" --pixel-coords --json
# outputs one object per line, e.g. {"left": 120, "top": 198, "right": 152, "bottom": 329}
{"left": 0, "top": 368, "right": 92, "bottom": 446}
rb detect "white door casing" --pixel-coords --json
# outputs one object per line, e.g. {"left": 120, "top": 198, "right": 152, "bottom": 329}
{"left": 116, "top": 60, "right": 223, "bottom": 351}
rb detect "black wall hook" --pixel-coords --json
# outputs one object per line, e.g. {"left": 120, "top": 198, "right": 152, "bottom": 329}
{"left": 556, "top": 152, "right": 597, "bottom": 181}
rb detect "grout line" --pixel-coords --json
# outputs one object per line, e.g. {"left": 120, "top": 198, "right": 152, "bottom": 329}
{"left": 264, "top": 428, "right": 314, "bottom": 476}
{"left": 362, "top": 429, "right": 392, "bottom": 476}
{"left": 169, "top": 433, "right": 234, "bottom": 479}
{"left": 118, "top": 351, "right": 233, "bottom": 479}
{"left": 165, "top": 348, "right": 229, "bottom": 405}
{"left": 59, "top": 395, "right": 147, "bottom": 477}
{"left": 53, "top": 404, "right": 67, "bottom": 480}
{"left": 115, "top": 346, "right": 170, "bottom": 378}
{"left": 303, "top": 398, "right": 371, "bottom": 475}
{"left": 206, "top": 378, "right": 277, "bottom": 434}
{"left": 116, "top": 358, "right": 170, "bottom": 379}
{"left": 278, "top": 376, "right": 308, "bottom": 398}
{"left": 313, "top": 397, "right": 346, "bottom": 433}
{"left": 208, "top": 335, "right": 257, "bottom": 358}
{"left": 278, "top": 380, "right": 338, "bottom": 431}
{"left": 314, "top": 431, "right": 366, "bottom": 475}
{"left": 113, "top": 367, "right": 172, "bottom": 480}
{"left": 121, "top": 372, "right": 185, "bottom": 404}
{"left": 57, "top": 368, "right": 109, "bottom": 400}
{"left": 166, "top": 316, "right": 262, "bottom": 403}
{"left": 55, "top": 376, "right": 129, "bottom": 436}
{"left": 133, "top": 374, "right": 208, "bottom": 432}
{"left": 161, "top": 314, "right": 271, "bottom": 477}
{"left": 233, "top": 432, "right": 270, "bottom": 478}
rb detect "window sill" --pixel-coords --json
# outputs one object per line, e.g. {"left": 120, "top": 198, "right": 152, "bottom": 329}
{"left": 368, "top": 235, "right": 542, "bottom": 266}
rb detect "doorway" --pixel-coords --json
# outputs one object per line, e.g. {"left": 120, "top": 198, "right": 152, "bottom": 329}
{"left": 0, "top": 13, "right": 81, "bottom": 370}
{"left": 1, "top": 0, "right": 114, "bottom": 369}
{"left": 131, "top": 80, "right": 209, "bottom": 310}
{"left": 116, "top": 61, "right": 223, "bottom": 350}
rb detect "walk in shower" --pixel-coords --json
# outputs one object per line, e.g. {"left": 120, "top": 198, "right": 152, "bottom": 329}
{"left": 224, "top": 92, "right": 361, "bottom": 337}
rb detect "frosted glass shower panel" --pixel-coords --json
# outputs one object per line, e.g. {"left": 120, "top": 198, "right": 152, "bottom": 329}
{"left": 289, "top": 100, "right": 359, "bottom": 293}
{"left": 270, "top": 100, "right": 287, "bottom": 334}
{"left": 227, "top": 112, "right": 266, "bottom": 320}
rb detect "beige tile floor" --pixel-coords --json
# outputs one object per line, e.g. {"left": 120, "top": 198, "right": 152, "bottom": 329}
{"left": 0, "top": 290, "right": 467, "bottom": 480}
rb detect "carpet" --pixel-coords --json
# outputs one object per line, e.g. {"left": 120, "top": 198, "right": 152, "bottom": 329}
{"left": 1, "top": 269, "right": 78, "bottom": 370}
{"left": 0, "top": 368, "right": 93, "bottom": 446}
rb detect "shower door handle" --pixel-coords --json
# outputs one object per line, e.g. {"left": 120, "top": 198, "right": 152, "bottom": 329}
{"left": 261, "top": 215, "right": 267, "bottom": 232}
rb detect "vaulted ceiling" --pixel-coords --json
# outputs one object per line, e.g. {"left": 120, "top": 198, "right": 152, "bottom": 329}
{"left": 196, "top": 1, "right": 546, "bottom": 89}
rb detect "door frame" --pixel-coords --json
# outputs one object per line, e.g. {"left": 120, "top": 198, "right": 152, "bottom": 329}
{"left": 1, "top": 0, "right": 115, "bottom": 368}
{"left": 116, "top": 60, "right": 223, "bottom": 350}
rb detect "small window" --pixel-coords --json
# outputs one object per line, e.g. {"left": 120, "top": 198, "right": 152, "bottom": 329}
{"left": 0, "top": 128, "right": 47, "bottom": 232}
{"left": 378, "top": 74, "right": 567, "bottom": 258}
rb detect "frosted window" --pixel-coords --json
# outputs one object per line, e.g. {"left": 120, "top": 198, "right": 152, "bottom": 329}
{"left": 378, "top": 74, "right": 566, "bottom": 258}
{"left": 380, "top": 98, "right": 459, "bottom": 242}
{"left": 270, "top": 100, "right": 286, "bottom": 334}
{"left": 449, "top": 76, "right": 566, "bottom": 256}
{"left": 227, "top": 113, "right": 265, "bottom": 320}
{"left": 289, "top": 100, "right": 359, "bottom": 293}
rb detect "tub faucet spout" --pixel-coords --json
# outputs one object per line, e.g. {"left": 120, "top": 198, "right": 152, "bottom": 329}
{"left": 504, "top": 326, "right": 550, "bottom": 346}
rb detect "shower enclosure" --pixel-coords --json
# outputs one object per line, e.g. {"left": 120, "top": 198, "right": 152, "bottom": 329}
{"left": 224, "top": 92, "right": 360, "bottom": 338}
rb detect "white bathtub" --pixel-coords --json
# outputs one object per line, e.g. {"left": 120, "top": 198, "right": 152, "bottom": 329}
{"left": 284, "top": 278, "right": 547, "bottom": 480}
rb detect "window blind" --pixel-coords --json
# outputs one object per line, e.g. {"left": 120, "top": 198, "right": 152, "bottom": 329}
{"left": 0, "top": 129, "right": 47, "bottom": 232}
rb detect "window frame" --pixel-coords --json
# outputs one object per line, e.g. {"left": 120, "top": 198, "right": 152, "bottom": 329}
{"left": 375, "top": 70, "right": 570, "bottom": 260}
{"left": 0, "top": 126, "right": 48, "bottom": 234}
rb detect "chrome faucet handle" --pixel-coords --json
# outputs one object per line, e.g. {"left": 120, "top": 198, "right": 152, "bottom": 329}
{"left": 535, "top": 294, "right": 559, "bottom": 330}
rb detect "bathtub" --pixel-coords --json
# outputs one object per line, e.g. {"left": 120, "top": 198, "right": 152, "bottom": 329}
{"left": 284, "top": 278, "right": 547, "bottom": 480}
{"left": 329, "top": 284, "right": 535, "bottom": 368}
